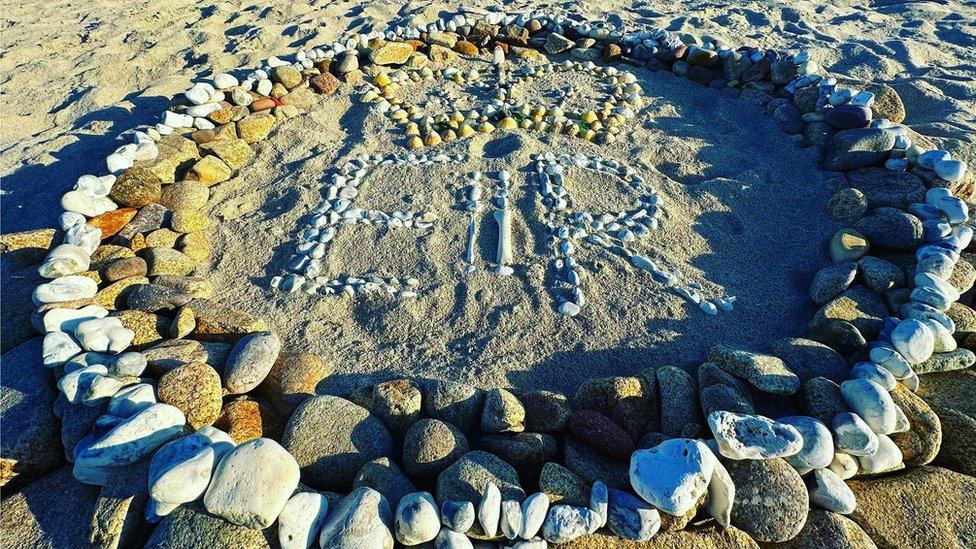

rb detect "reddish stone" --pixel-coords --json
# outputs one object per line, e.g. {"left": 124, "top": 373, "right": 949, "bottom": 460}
{"left": 454, "top": 40, "right": 479, "bottom": 56}
{"left": 88, "top": 208, "right": 137, "bottom": 238}
{"left": 568, "top": 409, "right": 635, "bottom": 461}
{"left": 250, "top": 98, "right": 275, "bottom": 112}
{"left": 309, "top": 72, "right": 341, "bottom": 95}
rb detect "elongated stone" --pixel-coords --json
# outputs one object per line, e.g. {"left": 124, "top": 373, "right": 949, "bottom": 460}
{"left": 278, "top": 491, "right": 330, "bottom": 549}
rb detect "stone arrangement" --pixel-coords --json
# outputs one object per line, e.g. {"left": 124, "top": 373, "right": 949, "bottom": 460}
{"left": 3, "top": 4, "right": 975, "bottom": 549}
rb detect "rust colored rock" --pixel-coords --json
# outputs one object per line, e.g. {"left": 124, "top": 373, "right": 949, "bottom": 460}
{"left": 309, "top": 72, "right": 340, "bottom": 95}
{"left": 88, "top": 208, "right": 137, "bottom": 238}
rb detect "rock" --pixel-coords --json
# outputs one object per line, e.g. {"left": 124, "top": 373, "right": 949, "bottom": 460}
{"left": 33, "top": 275, "right": 98, "bottom": 304}
{"left": 144, "top": 247, "right": 195, "bottom": 277}
{"left": 353, "top": 457, "right": 417, "bottom": 508}
{"left": 770, "top": 338, "right": 848, "bottom": 384}
{"left": 395, "top": 491, "right": 439, "bottom": 546}
{"left": 145, "top": 502, "right": 271, "bottom": 547}
{"left": 318, "top": 486, "right": 394, "bottom": 548}
{"left": 857, "top": 433, "right": 905, "bottom": 474}
{"left": 824, "top": 129, "right": 895, "bottom": 171}
{"left": 270, "top": 66, "right": 302, "bottom": 89}
{"left": 39, "top": 244, "right": 91, "bottom": 278}
{"left": 888, "top": 384, "right": 941, "bottom": 466}
{"left": 520, "top": 390, "right": 571, "bottom": 433}
{"left": 499, "top": 499, "right": 522, "bottom": 539}
{"left": 655, "top": 366, "right": 699, "bottom": 436}
{"left": 708, "top": 346, "right": 800, "bottom": 395}
{"left": 223, "top": 331, "right": 281, "bottom": 394}
{"left": 126, "top": 283, "right": 192, "bottom": 312}
{"left": 370, "top": 42, "right": 414, "bottom": 65}
{"left": 855, "top": 208, "right": 924, "bottom": 251}
{"left": 158, "top": 362, "right": 222, "bottom": 429}
{"left": 832, "top": 412, "right": 879, "bottom": 456}
{"left": 539, "top": 461, "right": 589, "bottom": 506}
{"left": 848, "top": 466, "right": 976, "bottom": 547}
{"left": 778, "top": 416, "right": 834, "bottom": 470}
{"left": 542, "top": 505, "right": 601, "bottom": 544}
{"left": 278, "top": 491, "right": 329, "bottom": 549}
{"left": 423, "top": 380, "right": 484, "bottom": 434}
{"left": 477, "top": 481, "right": 501, "bottom": 538}
{"left": 628, "top": 438, "right": 714, "bottom": 516}
{"left": 477, "top": 433, "right": 556, "bottom": 481}
{"left": 1, "top": 339, "right": 62, "bottom": 488}
{"left": 827, "top": 188, "right": 868, "bottom": 224}
{"left": 840, "top": 379, "right": 899, "bottom": 435}
{"left": 149, "top": 430, "right": 234, "bottom": 515}
{"left": 115, "top": 309, "right": 168, "bottom": 348}
{"left": 607, "top": 488, "right": 661, "bottom": 541}
{"left": 182, "top": 298, "right": 266, "bottom": 342}
{"left": 544, "top": 33, "right": 575, "bottom": 54}
{"left": 830, "top": 229, "right": 870, "bottom": 263}
{"left": 159, "top": 180, "right": 209, "bottom": 211}
{"left": 110, "top": 166, "right": 162, "bottom": 207}
{"left": 726, "top": 457, "right": 808, "bottom": 542}
{"left": 354, "top": 379, "right": 422, "bottom": 435}
{"left": 573, "top": 375, "right": 658, "bottom": 439}
{"left": 198, "top": 139, "right": 253, "bottom": 171}
{"left": 309, "top": 72, "right": 340, "bottom": 95}
{"left": 434, "top": 527, "right": 472, "bottom": 548}
{"left": 568, "top": 410, "right": 635, "bottom": 461}
{"left": 282, "top": 395, "right": 393, "bottom": 491}
{"left": 707, "top": 458, "right": 735, "bottom": 527}
{"left": 825, "top": 105, "right": 872, "bottom": 129}
{"left": 256, "top": 353, "right": 330, "bottom": 414}
{"left": 809, "top": 263, "right": 858, "bottom": 305}
{"left": 402, "top": 419, "right": 468, "bottom": 478}
{"left": 436, "top": 451, "right": 525, "bottom": 503}
{"left": 236, "top": 114, "right": 276, "bottom": 144}
{"left": 103, "top": 257, "right": 148, "bottom": 282}
{"left": 203, "top": 438, "right": 299, "bottom": 529}
{"left": 707, "top": 411, "right": 803, "bottom": 460}
{"left": 858, "top": 256, "right": 905, "bottom": 293}
{"left": 867, "top": 83, "right": 905, "bottom": 123}
{"left": 520, "top": 492, "right": 549, "bottom": 539}
{"left": 0, "top": 466, "right": 102, "bottom": 547}
{"left": 441, "top": 500, "right": 475, "bottom": 532}
{"left": 846, "top": 168, "right": 926, "bottom": 209}
{"left": 929, "top": 405, "right": 976, "bottom": 476}
{"left": 74, "top": 404, "right": 186, "bottom": 485}
{"left": 808, "top": 468, "right": 856, "bottom": 514}
{"left": 564, "top": 437, "right": 629, "bottom": 490}
{"left": 809, "top": 286, "right": 888, "bottom": 341}
{"left": 481, "top": 388, "right": 524, "bottom": 433}
{"left": 778, "top": 510, "right": 877, "bottom": 549}
{"left": 700, "top": 383, "right": 755, "bottom": 416}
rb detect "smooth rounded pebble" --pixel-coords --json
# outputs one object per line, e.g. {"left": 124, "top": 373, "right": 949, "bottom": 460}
{"left": 278, "top": 492, "right": 330, "bottom": 549}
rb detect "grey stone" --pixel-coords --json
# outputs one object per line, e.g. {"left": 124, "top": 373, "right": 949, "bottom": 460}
{"left": 810, "top": 262, "right": 858, "bottom": 305}
{"left": 708, "top": 346, "right": 800, "bottom": 395}
{"left": 824, "top": 129, "right": 895, "bottom": 171}
{"left": 318, "top": 486, "right": 394, "bottom": 549}
{"left": 436, "top": 451, "right": 525, "bottom": 504}
{"left": 726, "top": 457, "right": 809, "bottom": 543}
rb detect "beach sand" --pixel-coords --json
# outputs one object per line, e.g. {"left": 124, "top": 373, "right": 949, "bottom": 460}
{"left": 3, "top": 0, "right": 975, "bottom": 397}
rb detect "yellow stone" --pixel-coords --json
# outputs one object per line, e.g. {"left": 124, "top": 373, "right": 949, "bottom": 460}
{"left": 478, "top": 121, "right": 495, "bottom": 134}
{"left": 180, "top": 231, "right": 212, "bottom": 261}
{"left": 582, "top": 111, "right": 598, "bottom": 124}
{"left": 187, "top": 155, "right": 233, "bottom": 186}
{"left": 198, "top": 139, "right": 253, "bottom": 171}
{"left": 405, "top": 122, "right": 420, "bottom": 137}
{"left": 170, "top": 210, "right": 212, "bottom": 234}
{"left": 374, "top": 73, "right": 392, "bottom": 87}
{"left": 145, "top": 229, "right": 181, "bottom": 248}
{"left": 458, "top": 124, "right": 475, "bottom": 138}
{"left": 171, "top": 306, "right": 196, "bottom": 338}
{"left": 236, "top": 113, "right": 276, "bottom": 144}
{"left": 407, "top": 136, "right": 424, "bottom": 149}
{"left": 498, "top": 117, "right": 517, "bottom": 130}
{"left": 424, "top": 132, "right": 442, "bottom": 147}
{"left": 94, "top": 276, "right": 149, "bottom": 310}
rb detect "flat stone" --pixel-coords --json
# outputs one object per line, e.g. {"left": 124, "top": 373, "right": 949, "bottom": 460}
{"left": 282, "top": 395, "right": 393, "bottom": 491}
{"left": 203, "top": 438, "right": 299, "bottom": 529}
{"left": 198, "top": 139, "right": 253, "bottom": 171}
{"left": 771, "top": 337, "right": 849, "bottom": 384}
{"left": 840, "top": 379, "right": 899, "bottom": 435}
{"left": 607, "top": 488, "right": 661, "bottom": 542}
{"left": 0, "top": 466, "right": 101, "bottom": 547}
{"left": 628, "top": 438, "right": 714, "bottom": 516}
{"left": 237, "top": 114, "right": 276, "bottom": 144}
{"left": 809, "top": 286, "right": 888, "bottom": 341}
{"left": 568, "top": 410, "right": 635, "bottom": 461}
{"left": 824, "top": 129, "right": 895, "bottom": 172}
{"left": 855, "top": 207, "right": 924, "bottom": 251}
{"left": 103, "top": 257, "right": 148, "bottom": 282}
{"left": 542, "top": 505, "right": 601, "bottom": 544}
{"left": 726, "top": 457, "right": 808, "bottom": 543}
{"left": 370, "top": 41, "right": 414, "bottom": 65}
{"left": 145, "top": 502, "right": 272, "bottom": 547}
{"left": 708, "top": 346, "right": 800, "bottom": 395}
{"left": 564, "top": 437, "right": 629, "bottom": 490}
{"left": 182, "top": 298, "right": 266, "bottom": 342}
{"left": 539, "top": 461, "right": 589, "bottom": 507}
{"left": 915, "top": 348, "right": 976, "bottom": 374}
{"left": 144, "top": 247, "right": 195, "bottom": 277}
{"left": 846, "top": 168, "right": 926, "bottom": 209}
{"left": 888, "top": 384, "right": 941, "bottom": 467}
{"left": 110, "top": 166, "right": 163, "bottom": 207}
{"left": 477, "top": 433, "right": 556, "bottom": 481}
{"left": 436, "top": 451, "right": 525, "bottom": 504}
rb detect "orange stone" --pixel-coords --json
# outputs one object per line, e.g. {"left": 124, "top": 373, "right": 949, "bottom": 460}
{"left": 454, "top": 40, "right": 479, "bottom": 56}
{"left": 250, "top": 97, "right": 276, "bottom": 112}
{"left": 88, "top": 208, "right": 137, "bottom": 238}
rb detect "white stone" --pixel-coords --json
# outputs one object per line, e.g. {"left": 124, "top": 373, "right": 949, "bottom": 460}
{"left": 779, "top": 416, "right": 834, "bottom": 470}
{"left": 890, "top": 319, "right": 935, "bottom": 365}
{"left": 42, "top": 330, "right": 82, "bottom": 367}
{"left": 828, "top": 452, "right": 859, "bottom": 480}
{"left": 520, "top": 492, "right": 549, "bottom": 539}
{"left": 857, "top": 434, "right": 904, "bottom": 474}
{"left": 213, "top": 73, "right": 239, "bottom": 89}
{"left": 148, "top": 431, "right": 235, "bottom": 515}
{"left": 278, "top": 491, "right": 330, "bottom": 549}
{"left": 499, "top": 500, "right": 522, "bottom": 540}
{"left": 809, "top": 468, "right": 856, "bottom": 514}
{"left": 185, "top": 83, "right": 214, "bottom": 105}
{"left": 74, "top": 403, "right": 186, "bottom": 484}
{"left": 629, "top": 438, "right": 715, "bottom": 516}
{"left": 588, "top": 481, "right": 607, "bottom": 529}
{"left": 434, "top": 527, "right": 472, "bottom": 549}
{"left": 934, "top": 159, "right": 968, "bottom": 183}
{"left": 64, "top": 223, "right": 101, "bottom": 255}
{"left": 707, "top": 411, "right": 802, "bottom": 460}
{"left": 108, "top": 383, "right": 156, "bottom": 418}
{"left": 204, "top": 438, "right": 300, "bottom": 529}
{"left": 395, "top": 492, "right": 440, "bottom": 546}
{"left": 106, "top": 152, "right": 134, "bottom": 173}
{"left": 75, "top": 317, "right": 135, "bottom": 353}
{"left": 58, "top": 364, "right": 108, "bottom": 404}
{"left": 832, "top": 412, "right": 879, "bottom": 456}
{"left": 162, "top": 110, "right": 194, "bottom": 128}
{"left": 541, "top": 505, "right": 600, "bottom": 544}
{"left": 706, "top": 452, "right": 734, "bottom": 527}
{"left": 478, "top": 481, "right": 501, "bottom": 538}
{"left": 33, "top": 275, "right": 98, "bottom": 305}
{"left": 61, "top": 190, "right": 118, "bottom": 217}
{"left": 318, "top": 486, "right": 394, "bottom": 549}
{"left": 42, "top": 304, "right": 108, "bottom": 333}
{"left": 39, "top": 244, "right": 91, "bottom": 278}
{"left": 840, "top": 379, "right": 899, "bottom": 435}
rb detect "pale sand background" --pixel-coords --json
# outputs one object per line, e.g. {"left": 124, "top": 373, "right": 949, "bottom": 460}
{"left": 2, "top": 0, "right": 975, "bottom": 396}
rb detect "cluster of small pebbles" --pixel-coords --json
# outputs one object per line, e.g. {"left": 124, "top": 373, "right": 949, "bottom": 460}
{"left": 2, "top": 4, "right": 973, "bottom": 549}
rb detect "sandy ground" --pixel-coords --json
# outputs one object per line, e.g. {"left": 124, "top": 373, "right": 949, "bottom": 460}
{"left": 2, "top": 0, "right": 975, "bottom": 396}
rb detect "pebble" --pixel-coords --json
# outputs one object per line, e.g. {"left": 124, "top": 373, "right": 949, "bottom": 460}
{"left": 318, "top": 486, "right": 394, "bottom": 548}
{"left": 857, "top": 433, "right": 904, "bottom": 474}
{"left": 707, "top": 411, "right": 803, "bottom": 460}
{"left": 478, "top": 481, "right": 501, "bottom": 538}
{"left": 42, "top": 331, "right": 82, "bottom": 368}
{"left": 823, "top": 128, "right": 895, "bottom": 171}
{"left": 607, "top": 488, "right": 661, "bottom": 541}
{"left": 395, "top": 491, "right": 440, "bottom": 546}
{"left": 223, "top": 331, "right": 281, "bottom": 394}
{"left": 808, "top": 468, "right": 856, "bottom": 514}
{"left": 434, "top": 527, "right": 473, "bottom": 549}
{"left": 778, "top": 415, "right": 834, "bottom": 470}
{"left": 203, "top": 438, "right": 300, "bottom": 529}
{"left": 708, "top": 346, "right": 800, "bottom": 395}
{"left": 42, "top": 304, "right": 109, "bottom": 333}
{"left": 278, "top": 491, "right": 330, "bottom": 549}
{"left": 500, "top": 499, "right": 523, "bottom": 540}
{"left": 33, "top": 275, "right": 98, "bottom": 305}
{"left": 402, "top": 418, "right": 469, "bottom": 479}
{"left": 158, "top": 361, "right": 223, "bottom": 429}
{"left": 830, "top": 229, "right": 870, "bottom": 263}
{"left": 829, "top": 452, "right": 859, "bottom": 480}
{"left": 840, "top": 379, "right": 899, "bottom": 435}
{"left": 542, "top": 505, "right": 600, "bottom": 544}
{"left": 809, "top": 262, "right": 857, "bottom": 304}
{"left": 75, "top": 317, "right": 135, "bottom": 353}
{"left": 74, "top": 403, "right": 186, "bottom": 484}
{"left": 481, "top": 388, "right": 525, "bottom": 433}
{"left": 108, "top": 382, "right": 156, "bottom": 417}
{"left": 568, "top": 409, "right": 635, "bottom": 461}
{"left": 39, "top": 244, "right": 91, "bottom": 278}
{"left": 707, "top": 458, "right": 735, "bottom": 527}
{"left": 440, "top": 500, "right": 475, "bottom": 532}
{"left": 832, "top": 412, "right": 879, "bottom": 456}
{"left": 520, "top": 492, "right": 549, "bottom": 539}
{"left": 725, "top": 457, "right": 808, "bottom": 543}
{"left": 628, "top": 438, "right": 714, "bottom": 516}
{"left": 589, "top": 480, "right": 608, "bottom": 529}
{"left": 148, "top": 431, "right": 235, "bottom": 517}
